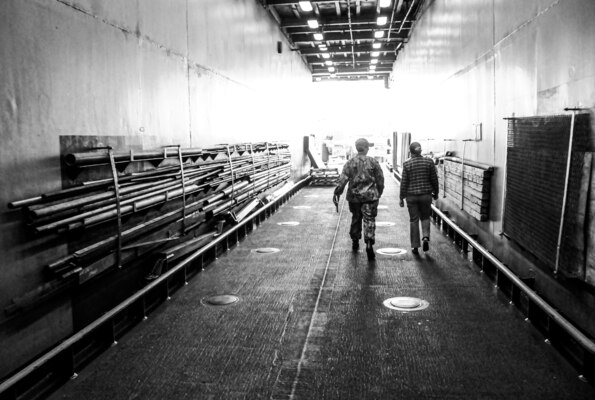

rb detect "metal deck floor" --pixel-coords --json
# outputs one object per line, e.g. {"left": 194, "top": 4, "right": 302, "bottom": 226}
{"left": 48, "top": 174, "right": 595, "bottom": 400}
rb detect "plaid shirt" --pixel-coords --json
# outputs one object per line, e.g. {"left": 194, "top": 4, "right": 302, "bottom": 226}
{"left": 400, "top": 154, "right": 439, "bottom": 199}
{"left": 335, "top": 154, "right": 384, "bottom": 203}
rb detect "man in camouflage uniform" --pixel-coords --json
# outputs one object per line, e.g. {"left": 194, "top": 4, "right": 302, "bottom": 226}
{"left": 333, "top": 138, "right": 384, "bottom": 260}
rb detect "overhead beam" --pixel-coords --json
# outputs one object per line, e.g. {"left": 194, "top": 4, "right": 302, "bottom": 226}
{"left": 280, "top": 16, "right": 414, "bottom": 28}
{"left": 290, "top": 31, "right": 406, "bottom": 43}
{"left": 296, "top": 43, "right": 399, "bottom": 55}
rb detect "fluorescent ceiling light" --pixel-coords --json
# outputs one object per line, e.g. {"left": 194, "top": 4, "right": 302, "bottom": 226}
{"left": 307, "top": 19, "right": 319, "bottom": 29}
{"left": 376, "top": 16, "right": 388, "bottom": 26}
{"left": 299, "top": 1, "right": 313, "bottom": 12}
{"left": 313, "top": 33, "right": 324, "bottom": 41}
{"left": 372, "top": 42, "right": 381, "bottom": 49}
{"left": 330, "top": 73, "right": 337, "bottom": 78}
{"left": 371, "top": 59, "right": 378, "bottom": 64}
{"left": 328, "top": 66, "right": 335, "bottom": 72}
{"left": 379, "top": 0, "right": 391, "bottom": 7}
{"left": 321, "top": 53, "right": 330, "bottom": 59}
{"left": 315, "top": 77, "right": 322, "bottom": 81}
{"left": 374, "top": 30, "right": 384, "bottom": 38}
{"left": 371, "top": 51, "right": 380, "bottom": 57}
{"left": 370, "top": 65, "right": 377, "bottom": 70}
{"left": 325, "top": 60, "right": 333, "bottom": 66}
{"left": 368, "top": 75, "right": 374, "bottom": 79}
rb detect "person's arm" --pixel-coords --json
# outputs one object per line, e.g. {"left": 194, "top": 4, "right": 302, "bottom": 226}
{"left": 375, "top": 160, "right": 385, "bottom": 197}
{"left": 334, "top": 162, "right": 350, "bottom": 197}
{"left": 399, "top": 163, "right": 408, "bottom": 207}
{"left": 400, "top": 164, "right": 409, "bottom": 200}
{"left": 430, "top": 161, "right": 439, "bottom": 199}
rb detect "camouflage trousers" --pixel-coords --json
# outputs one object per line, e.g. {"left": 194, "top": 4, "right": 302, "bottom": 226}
{"left": 348, "top": 200, "right": 379, "bottom": 245}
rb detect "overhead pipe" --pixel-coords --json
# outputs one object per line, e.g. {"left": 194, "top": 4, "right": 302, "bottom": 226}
{"left": 397, "top": 0, "right": 415, "bottom": 34}
{"left": 347, "top": 0, "right": 356, "bottom": 68}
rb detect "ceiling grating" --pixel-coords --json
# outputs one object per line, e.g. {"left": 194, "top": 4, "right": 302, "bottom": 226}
{"left": 259, "top": 0, "right": 425, "bottom": 84}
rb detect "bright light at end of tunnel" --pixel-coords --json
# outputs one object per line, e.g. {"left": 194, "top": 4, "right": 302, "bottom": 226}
{"left": 307, "top": 19, "right": 319, "bottom": 29}
{"left": 299, "top": 1, "right": 313, "bottom": 12}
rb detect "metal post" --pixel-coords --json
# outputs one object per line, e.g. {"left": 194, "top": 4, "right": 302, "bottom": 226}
{"left": 554, "top": 109, "right": 578, "bottom": 275}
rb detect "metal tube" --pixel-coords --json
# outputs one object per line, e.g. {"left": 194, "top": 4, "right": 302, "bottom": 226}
{"left": 554, "top": 110, "right": 577, "bottom": 275}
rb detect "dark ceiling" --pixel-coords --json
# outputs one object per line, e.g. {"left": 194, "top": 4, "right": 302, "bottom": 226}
{"left": 259, "top": 0, "right": 425, "bottom": 83}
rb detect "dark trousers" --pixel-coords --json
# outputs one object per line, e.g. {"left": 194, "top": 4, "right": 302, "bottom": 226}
{"left": 348, "top": 200, "right": 379, "bottom": 245}
{"left": 406, "top": 194, "right": 432, "bottom": 248}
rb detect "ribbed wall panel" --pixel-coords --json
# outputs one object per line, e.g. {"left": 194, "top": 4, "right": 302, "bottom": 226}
{"left": 503, "top": 114, "right": 590, "bottom": 273}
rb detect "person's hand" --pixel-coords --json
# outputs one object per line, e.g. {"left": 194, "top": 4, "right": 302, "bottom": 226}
{"left": 333, "top": 194, "right": 340, "bottom": 212}
{"left": 399, "top": 199, "right": 404, "bottom": 208}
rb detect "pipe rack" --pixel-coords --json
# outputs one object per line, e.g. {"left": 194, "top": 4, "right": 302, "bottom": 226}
{"left": 0, "top": 177, "right": 310, "bottom": 400}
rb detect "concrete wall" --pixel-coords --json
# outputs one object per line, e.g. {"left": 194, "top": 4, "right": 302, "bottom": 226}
{"left": 389, "top": 0, "right": 595, "bottom": 333}
{"left": 0, "top": 0, "right": 312, "bottom": 377}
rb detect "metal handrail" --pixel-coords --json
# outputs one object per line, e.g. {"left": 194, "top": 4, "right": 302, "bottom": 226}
{"left": 431, "top": 206, "right": 595, "bottom": 356}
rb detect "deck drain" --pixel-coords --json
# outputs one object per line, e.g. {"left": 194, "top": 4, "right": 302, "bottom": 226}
{"left": 252, "top": 247, "right": 281, "bottom": 254}
{"left": 377, "top": 248, "right": 407, "bottom": 256}
{"left": 378, "top": 205, "right": 388, "bottom": 209}
{"left": 203, "top": 295, "right": 239, "bottom": 306}
{"left": 376, "top": 221, "right": 395, "bottom": 227}
{"left": 383, "top": 297, "right": 429, "bottom": 312}
{"left": 277, "top": 221, "right": 300, "bottom": 226}
{"left": 293, "top": 205, "right": 311, "bottom": 209}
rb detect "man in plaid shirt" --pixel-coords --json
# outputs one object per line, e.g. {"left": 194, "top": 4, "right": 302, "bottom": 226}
{"left": 399, "top": 142, "right": 439, "bottom": 254}
{"left": 333, "top": 138, "right": 384, "bottom": 260}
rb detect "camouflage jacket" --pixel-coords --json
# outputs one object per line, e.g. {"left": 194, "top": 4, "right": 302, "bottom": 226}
{"left": 334, "top": 154, "right": 384, "bottom": 203}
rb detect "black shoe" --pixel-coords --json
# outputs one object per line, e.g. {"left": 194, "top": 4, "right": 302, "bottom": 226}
{"left": 422, "top": 237, "right": 429, "bottom": 252}
{"left": 352, "top": 240, "right": 359, "bottom": 251}
{"left": 366, "top": 243, "right": 375, "bottom": 260}
{"left": 411, "top": 247, "right": 419, "bottom": 255}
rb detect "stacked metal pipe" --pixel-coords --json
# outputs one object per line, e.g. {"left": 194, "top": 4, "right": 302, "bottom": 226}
{"left": 7, "top": 142, "right": 292, "bottom": 288}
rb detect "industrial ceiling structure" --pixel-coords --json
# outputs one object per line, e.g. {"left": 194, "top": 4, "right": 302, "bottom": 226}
{"left": 259, "top": 0, "right": 426, "bottom": 83}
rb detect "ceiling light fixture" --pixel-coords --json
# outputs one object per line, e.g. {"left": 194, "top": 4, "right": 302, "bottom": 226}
{"left": 315, "top": 77, "right": 322, "bottom": 81}
{"left": 307, "top": 19, "right": 319, "bottom": 29}
{"left": 376, "top": 16, "right": 388, "bottom": 26}
{"left": 368, "top": 75, "right": 374, "bottom": 79}
{"left": 371, "top": 51, "right": 380, "bottom": 57}
{"left": 322, "top": 53, "right": 330, "bottom": 59}
{"left": 299, "top": 1, "right": 314, "bottom": 12}
{"left": 379, "top": 0, "right": 391, "bottom": 7}
{"left": 374, "top": 30, "right": 385, "bottom": 38}
{"left": 313, "top": 33, "right": 324, "bottom": 41}
{"left": 330, "top": 73, "right": 337, "bottom": 78}
{"left": 371, "top": 59, "right": 378, "bottom": 64}
{"left": 370, "top": 65, "right": 377, "bottom": 70}
{"left": 328, "top": 66, "right": 335, "bottom": 72}
{"left": 373, "top": 43, "right": 382, "bottom": 49}
{"left": 325, "top": 60, "right": 333, "bottom": 66}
